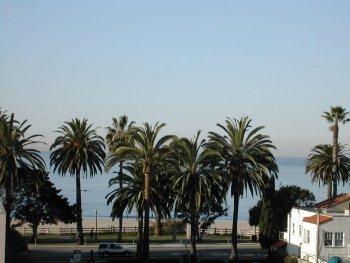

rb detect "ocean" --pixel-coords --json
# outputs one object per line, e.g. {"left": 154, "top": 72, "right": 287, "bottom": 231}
{"left": 43, "top": 153, "right": 349, "bottom": 221}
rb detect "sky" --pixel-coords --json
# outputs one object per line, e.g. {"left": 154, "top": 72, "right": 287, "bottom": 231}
{"left": 1, "top": 1, "right": 350, "bottom": 156}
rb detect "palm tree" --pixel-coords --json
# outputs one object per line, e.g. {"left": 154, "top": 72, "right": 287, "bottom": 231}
{"left": 106, "top": 162, "right": 144, "bottom": 256}
{"left": 171, "top": 131, "right": 222, "bottom": 263}
{"left": 50, "top": 118, "right": 105, "bottom": 244}
{"left": 107, "top": 122, "right": 174, "bottom": 261}
{"left": 206, "top": 117, "right": 278, "bottom": 263}
{"left": 0, "top": 108, "right": 7, "bottom": 122}
{"left": 0, "top": 113, "right": 45, "bottom": 258}
{"left": 105, "top": 115, "right": 134, "bottom": 242}
{"left": 306, "top": 144, "right": 350, "bottom": 199}
{"left": 152, "top": 162, "right": 176, "bottom": 236}
{"left": 106, "top": 162, "right": 167, "bottom": 256}
{"left": 322, "top": 106, "right": 350, "bottom": 197}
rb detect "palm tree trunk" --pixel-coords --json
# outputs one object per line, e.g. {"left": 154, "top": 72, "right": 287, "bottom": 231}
{"left": 327, "top": 177, "right": 333, "bottom": 199}
{"left": 4, "top": 175, "right": 12, "bottom": 261}
{"left": 155, "top": 207, "right": 162, "bottom": 236}
{"left": 76, "top": 172, "right": 84, "bottom": 245}
{"left": 190, "top": 194, "right": 197, "bottom": 263}
{"left": 137, "top": 208, "right": 143, "bottom": 257}
{"left": 190, "top": 216, "right": 197, "bottom": 263}
{"left": 143, "top": 171, "right": 150, "bottom": 262}
{"left": 117, "top": 161, "right": 123, "bottom": 242}
{"left": 332, "top": 123, "right": 339, "bottom": 197}
{"left": 229, "top": 193, "right": 239, "bottom": 263}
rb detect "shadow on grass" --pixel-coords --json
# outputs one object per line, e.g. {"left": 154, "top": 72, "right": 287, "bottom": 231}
{"left": 24, "top": 233, "right": 256, "bottom": 245}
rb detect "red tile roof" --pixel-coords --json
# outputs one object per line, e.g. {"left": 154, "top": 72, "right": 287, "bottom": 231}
{"left": 316, "top": 193, "right": 350, "bottom": 209}
{"left": 303, "top": 214, "right": 332, "bottom": 225}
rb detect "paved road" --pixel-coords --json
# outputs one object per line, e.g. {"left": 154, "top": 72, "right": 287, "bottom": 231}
{"left": 28, "top": 243, "right": 266, "bottom": 262}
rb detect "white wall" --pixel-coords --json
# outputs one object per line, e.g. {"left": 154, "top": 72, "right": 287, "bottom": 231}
{"left": 300, "top": 221, "right": 317, "bottom": 262}
{"left": 318, "top": 216, "right": 350, "bottom": 261}
{"left": 285, "top": 207, "right": 315, "bottom": 257}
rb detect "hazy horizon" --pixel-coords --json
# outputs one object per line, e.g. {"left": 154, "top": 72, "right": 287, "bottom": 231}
{"left": 1, "top": 1, "right": 350, "bottom": 156}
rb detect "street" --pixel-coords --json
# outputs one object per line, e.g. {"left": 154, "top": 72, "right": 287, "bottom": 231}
{"left": 28, "top": 243, "right": 266, "bottom": 262}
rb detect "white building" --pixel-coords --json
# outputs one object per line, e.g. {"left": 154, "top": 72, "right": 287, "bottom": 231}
{"left": 284, "top": 193, "right": 350, "bottom": 263}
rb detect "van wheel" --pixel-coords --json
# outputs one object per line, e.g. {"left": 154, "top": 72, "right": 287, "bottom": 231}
{"left": 124, "top": 251, "right": 131, "bottom": 257}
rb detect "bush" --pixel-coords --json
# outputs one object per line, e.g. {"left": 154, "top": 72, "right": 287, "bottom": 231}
{"left": 161, "top": 219, "right": 185, "bottom": 233}
{"left": 5, "top": 229, "right": 28, "bottom": 263}
{"left": 284, "top": 255, "right": 298, "bottom": 263}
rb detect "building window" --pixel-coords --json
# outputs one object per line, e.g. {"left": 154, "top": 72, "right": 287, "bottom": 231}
{"left": 303, "top": 229, "right": 310, "bottom": 244}
{"left": 324, "top": 232, "right": 333, "bottom": 246}
{"left": 299, "top": 225, "right": 303, "bottom": 236}
{"left": 292, "top": 223, "right": 295, "bottom": 234}
{"left": 335, "top": 232, "right": 344, "bottom": 247}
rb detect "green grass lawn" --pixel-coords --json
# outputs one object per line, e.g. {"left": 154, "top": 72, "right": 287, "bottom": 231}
{"left": 24, "top": 232, "right": 187, "bottom": 244}
{"left": 23, "top": 232, "right": 252, "bottom": 244}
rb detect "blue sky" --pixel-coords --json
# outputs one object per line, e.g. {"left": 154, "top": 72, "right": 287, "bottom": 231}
{"left": 1, "top": 1, "right": 350, "bottom": 156}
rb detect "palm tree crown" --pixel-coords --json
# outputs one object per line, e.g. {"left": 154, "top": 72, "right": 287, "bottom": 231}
{"left": 172, "top": 131, "right": 220, "bottom": 213}
{"left": 106, "top": 162, "right": 162, "bottom": 220}
{"left": 207, "top": 117, "right": 278, "bottom": 197}
{"left": 322, "top": 106, "right": 350, "bottom": 125}
{"left": 107, "top": 122, "right": 174, "bottom": 173}
{"left": 50, "top": 118, "right": 105, "bottom": 176}
{"left": 0, "top": 113, "right": 45, "bottom": 187}
{"left": 306, "top": 144, "right": 350, "bottom": 199}
{"left": 106, "top": 115, "right": 135, "bottom": 151}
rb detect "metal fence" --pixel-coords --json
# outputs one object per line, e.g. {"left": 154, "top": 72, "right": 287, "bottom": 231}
{"left": 16, "top": 226, "right": 258, "bottom": 237}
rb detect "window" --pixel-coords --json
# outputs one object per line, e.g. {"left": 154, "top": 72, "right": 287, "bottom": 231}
{"left": 299, "top": 225, "right": 303, "bottom": 236}
{"left": 335, "top": 232, "right": 344, "bottom": 247}
{"left": 292, "top": 223, "right": 295, "bottom": 234}
{"left": 324, "top": 232, "right": 333, "bottom": 246}
{"left": 303, "top": 229, "right": 310, "bottom": 244}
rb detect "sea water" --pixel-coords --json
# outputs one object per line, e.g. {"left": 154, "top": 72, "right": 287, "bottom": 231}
{"left": 44, "top": 153, "right": 349, "bottom": 221}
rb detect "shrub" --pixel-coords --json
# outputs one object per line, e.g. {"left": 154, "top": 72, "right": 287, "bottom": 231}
{"left": 284, "top": 255, "right": 298, "bottom": 263}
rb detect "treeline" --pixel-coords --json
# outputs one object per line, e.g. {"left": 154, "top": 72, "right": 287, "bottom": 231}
{"left": 1, "top": 106, "right": 350, "bottom": 263}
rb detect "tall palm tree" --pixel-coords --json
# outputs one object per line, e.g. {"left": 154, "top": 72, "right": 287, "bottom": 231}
{"left": 322, "top": 106, "right": 350, "bottom": 197}
{"left": 0, "top": 113, "right": 45, "bottom": 260}
{"left": 106, "top": 162, "right": 166, "bottom": 256}
{"left": 306, "top": 144, "right": 350, "bottom": 199}
{"left": 206, "top": 117, "right": 278, "bottom": 263}
{"left": 105, "top": 115, "right": 134, "bottom": 242}
{"left": 171, "top": 131, "right": 222, "bottom": 263}
{"left": 50, "top": 118, "right": 105, "bottom": 244}
{"left": 152, "top": 162, "right": 176, "bottom": 236}
{"left": 107, "top": 122, "right": 174, "bottom": 261}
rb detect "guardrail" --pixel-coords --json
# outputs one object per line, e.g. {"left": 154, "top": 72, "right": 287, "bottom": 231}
{"left": 16, "top": 226, "right": 259, "bottom": 237}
